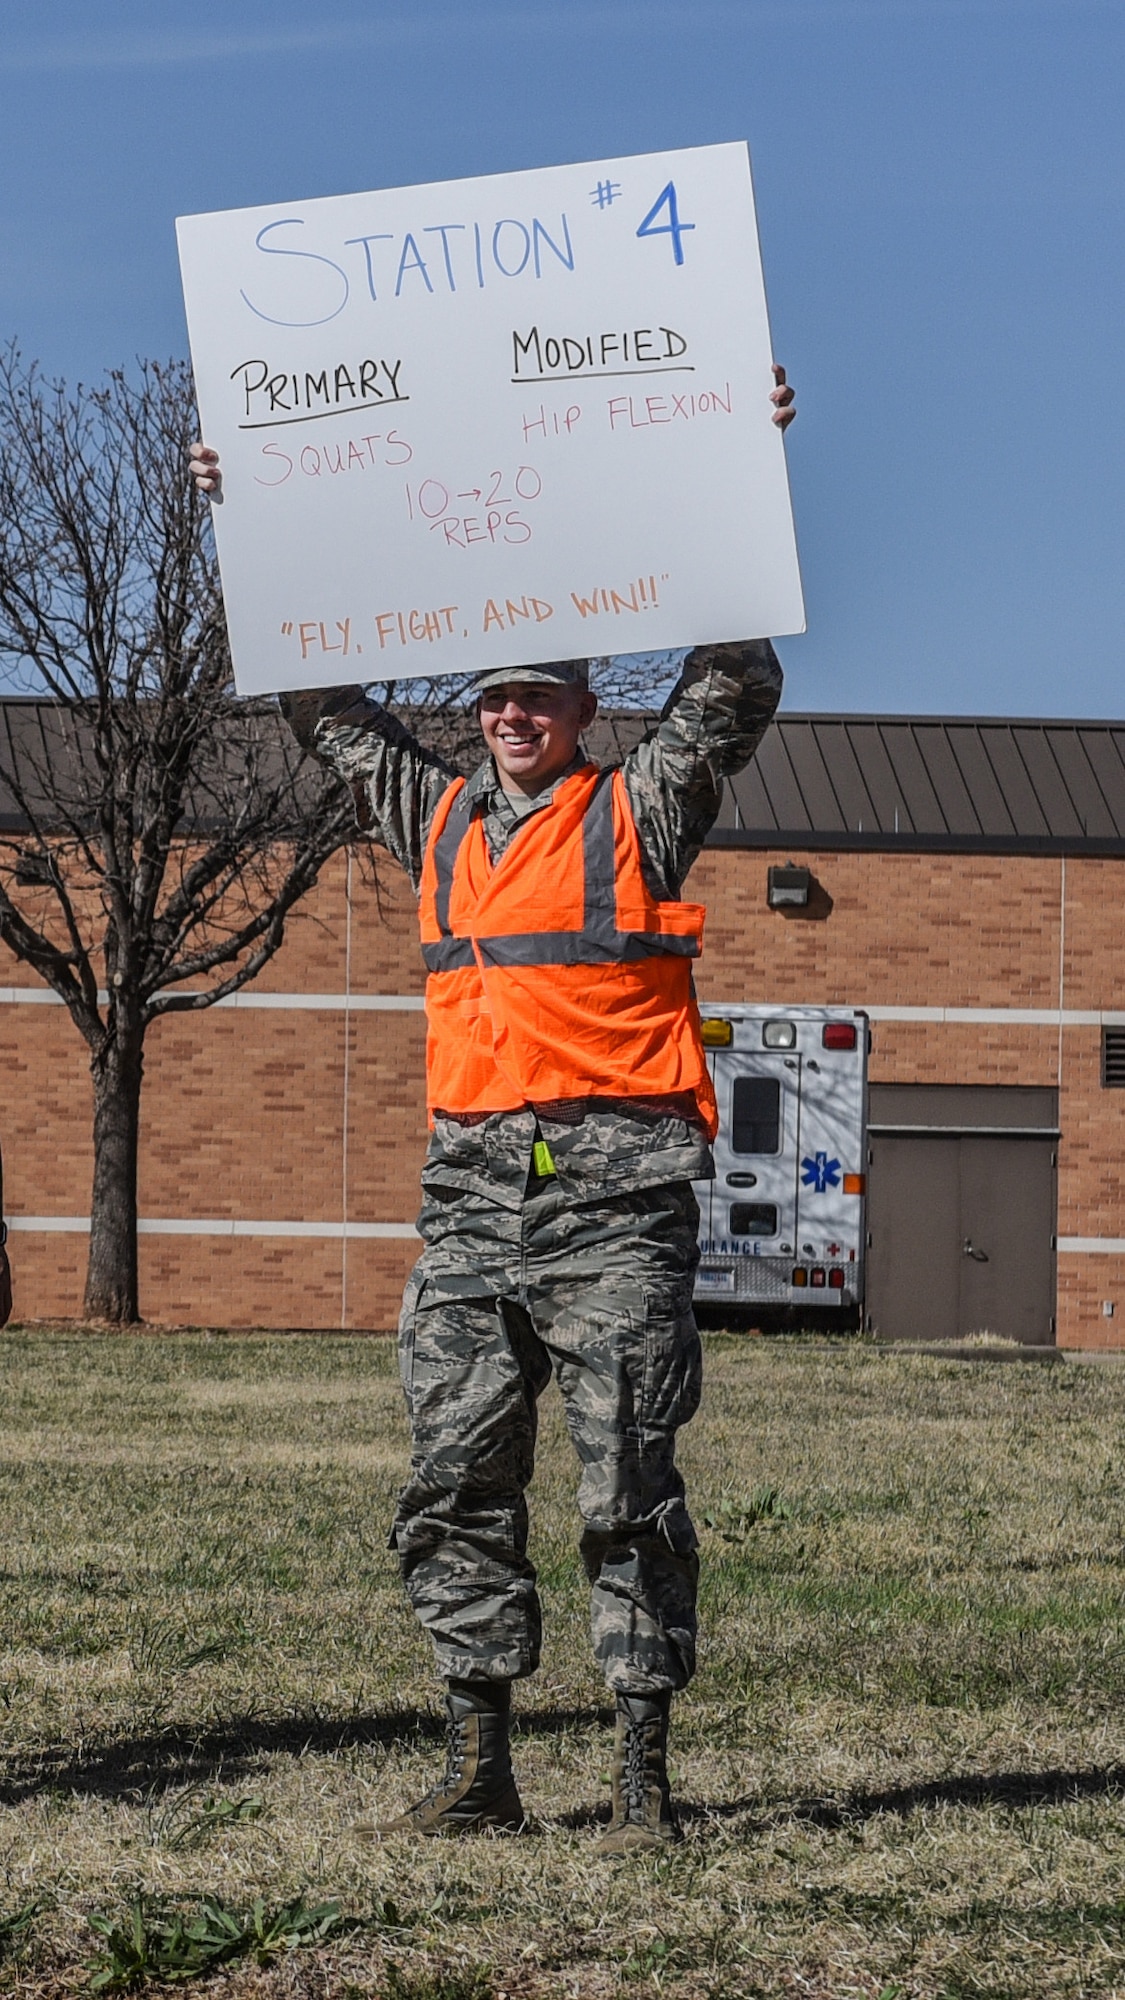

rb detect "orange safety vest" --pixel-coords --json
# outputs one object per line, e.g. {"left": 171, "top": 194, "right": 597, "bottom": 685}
{"left": 418, "top": 764, "right": 718, "bottom": 1138}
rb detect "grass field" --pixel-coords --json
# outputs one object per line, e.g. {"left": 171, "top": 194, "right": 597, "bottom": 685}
{"left": 2, "top": 1328, "right": 1125, "bottom": 1998}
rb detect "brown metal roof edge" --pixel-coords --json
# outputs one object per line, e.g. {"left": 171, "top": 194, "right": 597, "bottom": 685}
{"left": 706, "top": 827, "right": 1125, "bottom": 856}
{"left": 767, "top": 712, "right": 1125, "bottom": 731}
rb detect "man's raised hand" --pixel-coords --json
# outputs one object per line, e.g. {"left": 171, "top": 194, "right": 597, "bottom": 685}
{"left": 189, "top": 442, "right": 222, "bottom": 496}
{"left": 771, "top": 364, "right": 796, "bottom": 431}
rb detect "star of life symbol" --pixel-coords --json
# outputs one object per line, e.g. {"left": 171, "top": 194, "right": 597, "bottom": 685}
{"left": 590, "top": 179, "right": 623, "bottom": 208}
{"left": 801, "top": 1152, "right": 841, "bottom": 1193}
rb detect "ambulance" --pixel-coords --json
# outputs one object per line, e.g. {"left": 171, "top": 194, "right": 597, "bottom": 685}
{"left": 692, "top": 1003, "right": 869, "bottom": 1323}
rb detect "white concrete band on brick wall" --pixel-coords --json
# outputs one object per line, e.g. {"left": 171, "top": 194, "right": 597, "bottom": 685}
{"left": 0, "top": 988, "right": 425, "bottom": 1010}
{"left": 6, "top": 992, "right": 1120, "bottom": 1024}
{"left": 5, "top": 1216, "right": 419, "bottom": 1239}
{"left": 1058, "top": 1238, "right": 1125, "bottom": 1255}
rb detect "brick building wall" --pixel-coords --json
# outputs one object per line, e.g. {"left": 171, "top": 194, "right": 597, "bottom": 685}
{"left": 695, "top": 845, "right": 1125, "bottom": 1349}
{"left": 3, "top": 841, "right": 1123, "bottom": 1346}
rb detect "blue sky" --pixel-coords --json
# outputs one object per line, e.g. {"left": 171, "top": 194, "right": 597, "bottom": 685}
{"left": 1, "top": 0, "right": 1122, "bottom": 717}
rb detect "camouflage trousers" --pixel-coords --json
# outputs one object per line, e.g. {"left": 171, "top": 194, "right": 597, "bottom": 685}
{"left": 392, "top": 1179, "right": 703, "bottom": 1694}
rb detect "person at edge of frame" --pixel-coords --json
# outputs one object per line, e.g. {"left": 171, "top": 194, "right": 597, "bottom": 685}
{"left": 0, "top": 1137, "right": 11, "bottom": 1328}
{"left": 189, "top": 365, "right": 796, "bottom": 1855}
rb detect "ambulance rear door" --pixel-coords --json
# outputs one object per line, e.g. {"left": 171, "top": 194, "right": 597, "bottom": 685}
{"left": 707, "top": 1045, "right": 801, "bottom": 1260}
{"left": 790, "top": 1016, "right": 868, "bottom": 1304}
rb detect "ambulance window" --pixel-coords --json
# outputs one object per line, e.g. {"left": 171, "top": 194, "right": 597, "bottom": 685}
{"left": 730, "top": 1202, "right": 779, "bottom": 1236}
{"left": 731, "top": 1077, "right": 781, "bottom": 1153}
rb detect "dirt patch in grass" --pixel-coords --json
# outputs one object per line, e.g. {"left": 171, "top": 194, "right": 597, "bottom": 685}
{"left": 3, "top": 1330, "right": 1125, "bottom": 1996}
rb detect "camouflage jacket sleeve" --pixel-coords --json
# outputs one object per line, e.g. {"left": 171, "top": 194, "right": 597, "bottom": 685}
{"left": 280, "top": 687, "right": 457, "bottom": 892}
{"left": 622, "top": 639, "right": 783, "bottom": 897}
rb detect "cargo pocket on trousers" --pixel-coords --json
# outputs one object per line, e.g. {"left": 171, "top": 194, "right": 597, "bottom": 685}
{"left": 640, "top": 1283, "right": 703, "bottom": 1437}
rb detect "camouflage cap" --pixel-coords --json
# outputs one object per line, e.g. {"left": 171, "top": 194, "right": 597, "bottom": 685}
{"left": 473, "top": 658, "right": 590, "bottom": 694}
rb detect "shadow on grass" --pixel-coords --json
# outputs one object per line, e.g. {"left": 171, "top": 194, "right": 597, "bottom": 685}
{"left": 556, "top": 1763, "right": 1125, "bottom": 1832}
{"left": 0, "top": 1704, "right": 614, "bottom": 1807}
{"left": 10, "top": 1706, "right": 1117, "bottom": 1833}
{"left": 693, "top": 1764, "right": 1125, "bottom": 1830}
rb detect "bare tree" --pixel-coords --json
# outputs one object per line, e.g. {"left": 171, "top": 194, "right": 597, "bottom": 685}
{"left": 0, "top": 350, "right": 366, "bottom": 1323}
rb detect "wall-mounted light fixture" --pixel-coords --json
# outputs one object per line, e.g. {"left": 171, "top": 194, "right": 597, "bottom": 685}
{"left": 14, "top": 848, "right": 54, "bottom": 887}
{"left": 767, "top": 862, "right": 811, "bottom": 909}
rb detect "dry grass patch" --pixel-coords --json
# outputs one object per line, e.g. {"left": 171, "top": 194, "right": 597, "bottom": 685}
{"left": 2, "top": 1329, "right": 1125, "bottom": 1997}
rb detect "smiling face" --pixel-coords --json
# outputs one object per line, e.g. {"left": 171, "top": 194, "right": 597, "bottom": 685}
{"left": 478, "top": 680, "right": 599, "bottom": 795}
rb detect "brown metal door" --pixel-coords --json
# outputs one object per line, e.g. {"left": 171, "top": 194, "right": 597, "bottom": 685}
{"left": 957, "top": 1135, "right": 1056, "bottom": 1344}
{"left": 867, "top": 1130, "right": 1056, "bottom": 1344}
{"left": 867, "top": 1134, "right": 960, "bottom": 1343}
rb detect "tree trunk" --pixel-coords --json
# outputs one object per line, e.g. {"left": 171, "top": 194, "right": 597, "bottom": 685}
{"left": 84, "top": 1022, "right": 144, "bottom": 1323}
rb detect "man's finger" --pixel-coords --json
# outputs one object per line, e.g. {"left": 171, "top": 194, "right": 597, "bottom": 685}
{"left": 771, "top": 362, "right": 787, "bottom": 387}
{"left": 189, "top": 446, "right": 222, "bottom": 493}
{"left": 772, "top": 405, "right": 796, "bottom": 431}
{"left": 770, "top": 383, "right": 795, "bottom": 407}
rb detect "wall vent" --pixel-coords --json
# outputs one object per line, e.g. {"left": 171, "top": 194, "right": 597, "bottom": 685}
{"left": 1102, "top": 1027, "right": 1125, "bottom": 1087}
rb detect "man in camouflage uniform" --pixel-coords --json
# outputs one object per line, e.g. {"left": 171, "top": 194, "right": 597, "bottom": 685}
{"left": 189, "top": 373, "right": 791, "bottom": 1852}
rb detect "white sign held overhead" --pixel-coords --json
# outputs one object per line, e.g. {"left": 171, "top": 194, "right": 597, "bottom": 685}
{"left": 177, "top": 143, "right": 804, "bottom": 696}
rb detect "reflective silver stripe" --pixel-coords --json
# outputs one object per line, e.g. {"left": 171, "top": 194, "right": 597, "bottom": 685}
{"left": 476, "top": 930, "right": 698, "bottom": 967}
{"left": 581, "top": 767, "right": 618, "bottom": 930}
{"left": 432, "top": 781, "right": 474, "bottom": 938}
{"left": 421, "top": 937, "right": 476, "bottom": 971}
{"left": 425, "top": 765, "right": 699, "bottom": 973}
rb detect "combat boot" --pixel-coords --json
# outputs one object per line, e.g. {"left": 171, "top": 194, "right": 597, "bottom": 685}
{"left": 358, "top": 1681, "right": 525, "bottom": 1838}
{"left": 596, "top": 1691, "right": 680, "bottom": 1855}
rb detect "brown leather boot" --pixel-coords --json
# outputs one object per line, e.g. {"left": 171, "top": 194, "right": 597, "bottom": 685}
{"left": 357, "top": 1682, "right": 525, "bottom": 1839}
{"left": 596, "top": 1692, "right": 680, "bottom": 1856}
